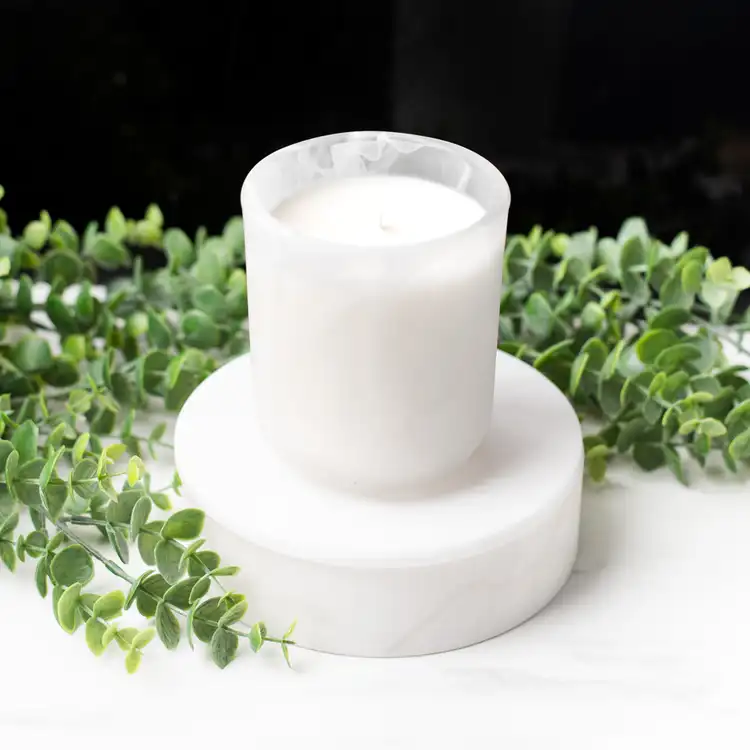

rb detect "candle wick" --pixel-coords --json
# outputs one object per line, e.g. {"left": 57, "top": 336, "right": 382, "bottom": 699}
{"left": 379, "top": 210, "right": 394, "bottom": 232}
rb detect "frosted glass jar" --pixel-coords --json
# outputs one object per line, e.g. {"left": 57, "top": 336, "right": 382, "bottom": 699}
{"left": 241, "top": 131, "right": 510, "bottom": 491}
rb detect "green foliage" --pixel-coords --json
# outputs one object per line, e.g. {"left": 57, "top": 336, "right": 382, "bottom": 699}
{"left": 0, "top": 193, "right": 291, "bottom": 674}
{"left": 501, "top": 221, "right": 750, "bottom": 484}
{"left": 0, "top": 190, "right": 746, "bottom": 676}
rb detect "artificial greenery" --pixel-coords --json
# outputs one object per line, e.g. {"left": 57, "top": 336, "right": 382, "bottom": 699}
{"left": 0, "top": 185, "right": 748, "bottom": 674}
{"left": 0, "top": 186, "right": 295, "bottom": 673}
{"left": 499, "top": 219, "right": 750, "bottom": 481}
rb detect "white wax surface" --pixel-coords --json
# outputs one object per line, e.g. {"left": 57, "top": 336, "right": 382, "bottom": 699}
{"left": 272, "top": 175, "right": 485, "bottom": 245}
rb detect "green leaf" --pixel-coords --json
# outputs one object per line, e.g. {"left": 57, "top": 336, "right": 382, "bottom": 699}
{"left": 164, "top": 228, "right": 194, "bottom": 270}
{"left": 632, "top": 443, "right": 665, "bottom": 472}
{"left": 151, "top": 492, "right": 172, "bottom": 511}
{"left": 11, "top": 420, "right": 38, "bottom": 464}
{"left": 4, "top": 449, "right": 18, "bottom": 494}
{"left": 643, "top": 399, "right": 662, "bottom": 425}
{"left": 706, "top": 257, "right": 732, "bottom": 284}
{"left": 137, "top": 520, "right": 163, "bottom": 565}
{"left": 155, "top": 602, "right": 181, "bottom": 650}
{"left": 249, "top": 622, "right": 265, "bottom": 653}
{"left": 125, "top": 649, "right": 142, "bottom": 675}
{"left": 155, "top": 539, "right": 185, "bottom": 584}
{"left": 40, "top": 446, "right": 65, "bottom": 491}
{"left": 46, "top": 295, "right": 78, "bottom": 335}
{"left": 50, "top": 545, "right": 94, "bottom": 587}
{"left": 189, "top": 575, "right": 211, "bottom": 604}
{"left": 35, "top": 557, "right": 48, "bottom": 597}
{"left": 697, "top": 418, "right": 726, "bottom": 438}
{"left": 127, "top": 455, "right": 144, "bottom": 486}
{"left": 105, "top": 207, "right": 127, "bottom": 240}
{"left": 164, "top": 577, "right": 201, "bottom": 610}
{"left": 616, "top": 417, "right": 650, "bottom": 453}
{"left": 179, "top": 538, "right": 205, "bottom": 569}
{"left": 210, "top": 628, "right": 239, "bottom": 669}
{"left": 283, "top": 619, "right": 297, "bottom": 640}
{"left": 664, "top": 446, "right": 687, "bottom": 486}
{"left": 145, "top": 203, "right": 164, "bottom": 228}
{"left": 14, "top": 535, "right": 26, "bottom": 563}
{"left": 0, "top": 509, "right": 18, "bottom": 538}
{"left": 680, "top": 260, "right": 703, "bottom": 295}
{"left": 192, "top": 285, "right": 229, "bottom": 320}
{"left": 92, "top": 590, "right": 125, "bottom": 621}
{"left": 16, "top": 275, "right": 33, "bottom": 316}
{"left": 647, "top": 371, "right": 667, "bottom": 398}
{"left": 532, "top": 339, "right": 573, "bottom": 370}
{"left": 282, "top": 642, "right": 292, "bottom": 668}
{"left": 130, "top": 495, "right": 152, "bottom": 540}
{"left": 57, "top": 582, "right": 83, "bottom": 634}
{"left": 193, "top": 597, "right": 227, "bottom": 643}
{"left": 24, "top": 220, "right": 48, "bottom": 249}
{"left": 726, "top": 399, "right": 750, "bottom": 426}
{"left": 186, "top": 604, "right": 197, "bottom": 650}
{"left": 659, "top": 272, "right": 692, "bottom": 308}
{"left": 577, "top": 339, "right": 605, "bottom": 372}
{"left": 0, "top": 440, "right": 14, "bottom": 472}
{"left": 678, "top": 418, "right": 700, "bottom": 436}
{"left": 68, "top": 390, "right": 93, "bottom": 415}
{"left": 115, "top": 627, "right": 139, "bottom": 651}
{"left": 42, "top": 248, "right": 84, "bottom": 285}
{"left": 147, "top": 310, "right": 172, "bottom": 349}
{"left": 522, "top": 293, "right": 555, "bottom": 339}
{"left": 132, "top": 627, "right": 156, "bottom": 650}
{"left": 619, "top": 235, "right": 645, "bottom": 273}
{"left": 223, "top": 216, "right": 245, "bottom": 254}
{"left": 728, "top": 429, "right": 750, "bottom": 460}
{"left": 580, "top": 302, "right": 605, "bottom": 332}
{"left": 125, "top": 571, "right": 150, "bottom": 610}
{"left": 218, "top": 601, "right": 248, "bottom": 628}
{"left": 88, "top": 236, "right": 131, "bottom": 270}
{"left": 136, "top": 573, "right": 170, "bottom": 618}
{"left": 71, "top": 457, "right": 99, "bottom": 499}
{"left": 569, "top": 353, "right": 589, "bottom": 396}
{"left": 51, "top": 584, "right": 65, "bottom": 626}
{"left": 149, "top": 422, "right": 167, "bottom": 444}
{"left": 0, "top": 541, "right": 16, "bottom": 571}
{"left": 85, "top": 618, "right": 109, "bottom": 656}
{"left": 72, "top": 432, "right": 89, "bottom": 463}
{"left": 635, "top": 329, "right": 678, "bottom": 365}
{"left": 210, "top": 566, "right": 240, "bottom": 577}
{"left": 181, "top": 310, "right": 221, "bottom": 349}
{"left": 600, "top": 340, "right": 625, "bottom": 380}
{"left": 617, "top": 217, "right": 648, "bottom": 248}
{"left": 654, "top": 343, "right": 703, "bottom": 371}
{"left": 161, "top": 508, "right": 205, "bottom": 540}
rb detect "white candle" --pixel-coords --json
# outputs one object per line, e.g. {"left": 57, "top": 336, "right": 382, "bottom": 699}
{"left": 242, "top": 132, "right": 510, "bottom": 491}
{"left": 273, "top": 175, "right": 485, "bottom": 246}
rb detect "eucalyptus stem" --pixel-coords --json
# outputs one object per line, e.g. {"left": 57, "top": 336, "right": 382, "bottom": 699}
{"left": 52, "top": 513, "right": 292, "bottom": 647}
{"left": 60, "top": 513, "right": 263, "bottom": 635}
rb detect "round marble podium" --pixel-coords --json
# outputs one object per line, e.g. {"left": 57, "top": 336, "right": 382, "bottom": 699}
{"left": 174, "top": 351, "right": 583, "bottom": 657}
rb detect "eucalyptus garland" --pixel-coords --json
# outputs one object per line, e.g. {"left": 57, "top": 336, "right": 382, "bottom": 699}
{"left": 499, "top": 220, "right": 750, "bottom": 480}
{"left": 0, "top": 184, "right": 748, "bottom": 674}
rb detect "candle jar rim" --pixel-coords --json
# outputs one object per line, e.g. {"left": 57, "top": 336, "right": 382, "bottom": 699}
{"left": 241, "top": 131, "right": 510, "bottom": 259}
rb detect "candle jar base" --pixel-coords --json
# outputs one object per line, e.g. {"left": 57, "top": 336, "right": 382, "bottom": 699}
{"left": 174, "top": 351, "right": 583, "bottom": 657}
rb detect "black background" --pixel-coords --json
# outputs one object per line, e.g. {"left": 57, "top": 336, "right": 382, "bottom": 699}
{"left": 2, "top": 0, "right": 749, "bottom": 262}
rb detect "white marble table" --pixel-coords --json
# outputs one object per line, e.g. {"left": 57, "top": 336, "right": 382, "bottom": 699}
{"left": 2, "top": 415, "right": 748, "bottom": 748}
